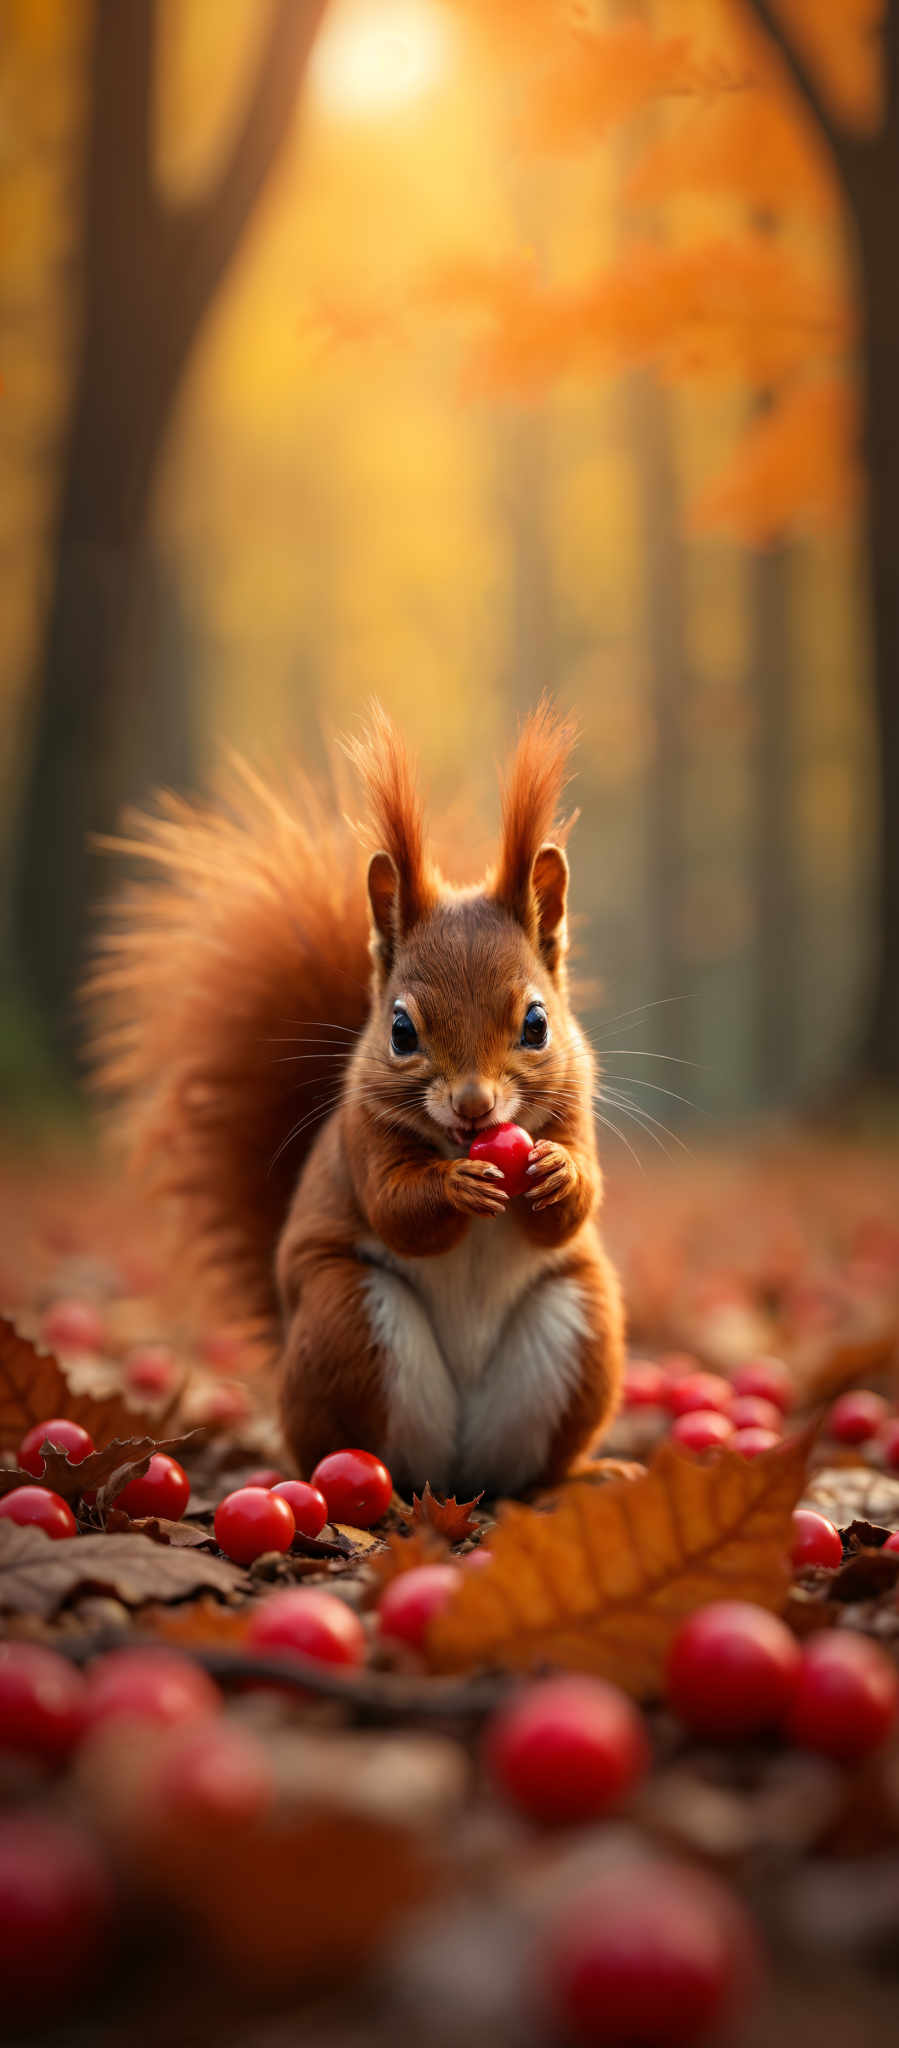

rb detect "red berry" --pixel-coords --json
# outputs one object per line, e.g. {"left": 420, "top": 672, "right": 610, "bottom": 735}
{"left": 247, "top": 1587, "right": 366, "bottom": 1668}
{"left": 194, "top": 1382, "right": 252, "bottom": 1427}
{"left": 732, "top": 1358, "right": 794, "bottom": 1413}
{"left": 378, "top": 1565, "right": 462, "bottom": 1650}
{"left": 542, "top": 1857, "right": 759, "bottom": 2046}
{"left": 883, "top": 1530, "right": 899, "bottom": 1554}
{"left": 785, "top": 1630, "right": 899, "bottom": 1760}
{"left": 271, "top": 1479, "right": 328, "bottom": 1538}
{"left": 728, "top": 1395, "right": 782, "bottom": 1434}
{"left": 0, "top": 1642, "right": 86, "bottom": 1763}
{"left": 115, "top": 1453, "right": 190, "bottom": 1522}
{"left": 671, "top": 1409, "right": 734, "bottom": 1452}
{"left": 730, "top": 1425, "right": 781, "bottom": 1458}
{"left": 85, "top": 1648, "right": 221, "bottom": 1730}
{"left": 485, "top": 1675, "right": 648, "bottom": 1826}
{"left": 879, "top": 1419, "right": 899, "bottom": 1471}
{"left": 667, "top": 1372, "right": 733, "bottom": 1418}
{"left": 244, "top": 1467, "right": 285, "bottom": 1490}
{"left": 18, "top": 1416, "right": 95, "bottom": 1478}
{"left": 622, "top": 1361, "right": 669, "bottom": 1408}
{"left": 214, "top": 1486, "right": 295, "bottom": 1563}
{"left": 0, "top": 1815, "right": 112, "bottom": 2014}
{"left": 124, "top": 1345, "right": 177, "bottom": 1398}
{"left": 0, "top": 1486, "right": 77, "bottom": 1539}
{"left": 153, "top": 1718, "right": 274, "bottom": 1825}
{"left": 468, "top": 1121, "right": 534, "bottom": 1199}
{"left": 667, "top": 1601, "right": 800, "bottom": 1739}
{"left": 791, "top": 1509, "right": 843, "bottom": 1571}
{"left": 309, "top": 1448, "right": 393, "bottom": 1528}
{"left": 40, "top": 1298, "right": 105, "bottom": 1354}
{"left": 826, "top": 1390, "right": 889, "bottom": 1444}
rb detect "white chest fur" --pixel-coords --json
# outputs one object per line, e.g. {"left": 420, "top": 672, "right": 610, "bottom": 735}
{"left": 358, "top": 1216, "right": 591, "bottom": 1496}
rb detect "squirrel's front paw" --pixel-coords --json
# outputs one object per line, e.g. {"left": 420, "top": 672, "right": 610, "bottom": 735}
{"left": 525, "top": 1140, "right": 577, "bottom": 1211}
{"left": 445, "top": 1157, "right": 509, "bottom": 1218}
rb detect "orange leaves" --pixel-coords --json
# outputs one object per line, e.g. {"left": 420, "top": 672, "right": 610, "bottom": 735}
{"left": 626, "top": 95, "right": 838, "bottom": 220}
{"left": 692, "top": 377, "right": 859, "bottom": 541}
{"left": 523, "top": 22, "right": 714, "bottom": 153}
{"left": 0, "top": 1313, "right": 153, "bottom": 1451}
{"left": 425, "top": 1434, "right": 809, "bottom": 1696}
{"left": 455, "top": 236, "right": 850, "bottom": 399}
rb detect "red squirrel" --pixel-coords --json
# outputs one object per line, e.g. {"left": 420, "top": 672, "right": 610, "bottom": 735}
{"left": 90, "top": 703, "right": 623, "bottom": 1497}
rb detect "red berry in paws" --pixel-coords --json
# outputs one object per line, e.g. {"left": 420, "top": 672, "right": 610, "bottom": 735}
{"left": 667, "top": 1601, "right": 800, "bottom": 1739}
{"left": 485, "top": 1674, "right": 648, "bottom": 1826}
{"left": 18, "top": 1416, "right": 94, "bottom": 1478}
{"left": 667, "top": 1372, "right": 732, "bottom": 1417}
{"left": 247, "top": 1587, "right": 366, "bottom": 1668}
{"left": 671, "top": 1409, "right": 734, "bottom": 1452}
{"left": 0, "top": 1486, "right": 77, "bottom": 1539}
{"left": 785, "top": 1630, "right": 898, "bottom": 1759}
{"left": 732, "top": 1357, "right": 794, "bottom": 1412}
{"left": 468, "top": 1122, "right": 533, "bottom": 1199}
{"left": 0, "top": 1815, "right": 112, "bottom": 2014}
{"left": 115, "top": 1453, "right": 190, "bottom": 1522}
{"left": 378, "top": 1564, "right": 462, "bottom": 1650}
{"left": 84, "top": 1648, "right": 222, "bottom": 1730}
{"left": 309, "top": 1448, "right": 392, "bottom": 1528}
{"left": 0, "top": 1642, "right": 86, "bottom": 1763}
{"left": 214, "top": 1486, "right": 295, "bottom": 1563}
{"left": 826, "top": 1390, "right": 889, "bottom": 1444}
{"left": 542, "top": 1856, "right": 760, "bottom": 2046}
{"left": 791, "top": 1509, "right": 842, "bottom": 1571}
{"left": 271, "top": 1478, "right": 328, "bottom": 1538}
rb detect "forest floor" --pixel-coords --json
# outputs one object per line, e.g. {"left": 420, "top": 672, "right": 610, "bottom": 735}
{"left": 2, "top": 1128, "right": 899, "bottom": 2048}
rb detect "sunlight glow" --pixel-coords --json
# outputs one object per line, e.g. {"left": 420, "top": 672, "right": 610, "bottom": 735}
{"left": 310, "top": 0, "right": 454, "bottom": 117}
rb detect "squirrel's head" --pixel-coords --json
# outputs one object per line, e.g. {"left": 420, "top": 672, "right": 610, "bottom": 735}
{"left": 346, "top": 703, "right": 586, "bottom": 1152}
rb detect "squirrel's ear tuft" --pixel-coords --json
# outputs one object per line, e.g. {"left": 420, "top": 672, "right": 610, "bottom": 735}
{"left": 492, "top": 701, "right": 577, "bottom": 973}
{"left": 531, "top": 843, "right": 569, "bottom": 975}
{"left": 346, "top": 705, "right": 437, "bottom": 974}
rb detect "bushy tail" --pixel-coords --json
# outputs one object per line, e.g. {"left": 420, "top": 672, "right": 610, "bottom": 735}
{"left": 85, "top": 757, "right": 373, "bottom": 1335}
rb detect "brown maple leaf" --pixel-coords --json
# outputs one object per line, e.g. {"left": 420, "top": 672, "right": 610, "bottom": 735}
{"left": 0, "top": 1313, "right": 153, "bottom": 1450}
{"left": 0, "top": 1432, "right": 197, "bottom": 1507}
{"left": 425, "top": 1432, "right": 810, "bottom": 1696}
{"left": 412, "top": 1481, "right": 484, "bottom": 1542}
{"left": 0, "top": 1520, "right": 248, "bottom": 1617}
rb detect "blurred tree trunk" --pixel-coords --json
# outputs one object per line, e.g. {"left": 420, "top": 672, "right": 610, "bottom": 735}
{"left": 751, "top": 539, "right": 796, "bottom": 1101}
{"left": 743, "top": 3, "right": 899, "bottom": 1082}
{"left": 13, "top": 0, "right": 327, "bottom": 1058}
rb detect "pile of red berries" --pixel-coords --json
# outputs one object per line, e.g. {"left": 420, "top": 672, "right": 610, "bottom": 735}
{"left": 666, "top": 1600, "right": 899, "bottom": 1758}
{"left": 623, "top": 1352, "right": 794, "bottom": 1458}
{"left": 213, "top": 1447, "right": 394, "bottom": 1563}
{"left": 825, "top": 1388, "right": 899, "bottom": 1469}
{"left": 0, "top": 1415, "right": 192, "bottom": 1540}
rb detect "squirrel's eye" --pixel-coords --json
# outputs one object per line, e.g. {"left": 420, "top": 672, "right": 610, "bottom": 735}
{"left": 391, "top": 1006, "right": 419, "bottom": 1056}
{"left": 521, "top": 1002, "right": 548, "bottom": 1049}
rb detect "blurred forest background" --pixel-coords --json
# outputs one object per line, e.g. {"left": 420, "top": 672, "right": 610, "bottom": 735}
{"left": 1, "top": 0, "right": 897, "bottom": 1135}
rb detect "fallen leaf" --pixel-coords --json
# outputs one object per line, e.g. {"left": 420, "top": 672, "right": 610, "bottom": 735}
{"left": 366, "top": 1525, "right": 452, "bottom": 1596}
{"left": 103, "top": 1509, "right": 217, "bottom": 1548}
{"left": 0, "top": 1432, "right": 196, "bottom": 1507}
{"left": 412, "top": 1482, "right": 484, "bottom": 1542}
{"left": 425, "top": 1434, "right": 810, "bottom": 1695}
{"left": 0, "top": 1314, "right": 151, "bottom": 1449}
{"left": 140, "top": 1597, "right": 251, "bottom": 1650}
{"left": 0, "top": 1520, "right": 248, "bottom": 1617}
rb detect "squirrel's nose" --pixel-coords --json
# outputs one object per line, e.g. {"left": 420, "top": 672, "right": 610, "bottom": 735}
{"left": 451, "top": 1078, "right": 496, "bottom": 1124}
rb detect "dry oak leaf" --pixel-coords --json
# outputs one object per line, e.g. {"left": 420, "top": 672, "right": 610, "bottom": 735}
{"left": 425, "top": 1434, "right": 810, "bottom": 1696}
{"left": 0, "top": 1313, "right": 152, "bottom": 1450}
{"left": 0, "top": 1520, "right": 248, "bottom": 1618}
{"left": 412, "top": 1481, "right": 484, "bottom": 1542}
{"left": 0, "top": 1432, "right": 196, "bottom": 1507}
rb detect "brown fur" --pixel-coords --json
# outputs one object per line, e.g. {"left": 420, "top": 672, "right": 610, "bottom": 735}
{"left": 88, "top": 704, "right": 623, "bottom": 1493}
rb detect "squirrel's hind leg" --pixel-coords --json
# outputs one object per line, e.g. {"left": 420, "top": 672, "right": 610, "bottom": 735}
{"left": 278, "top": 1253, "right": 458, "bottom": 1493}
